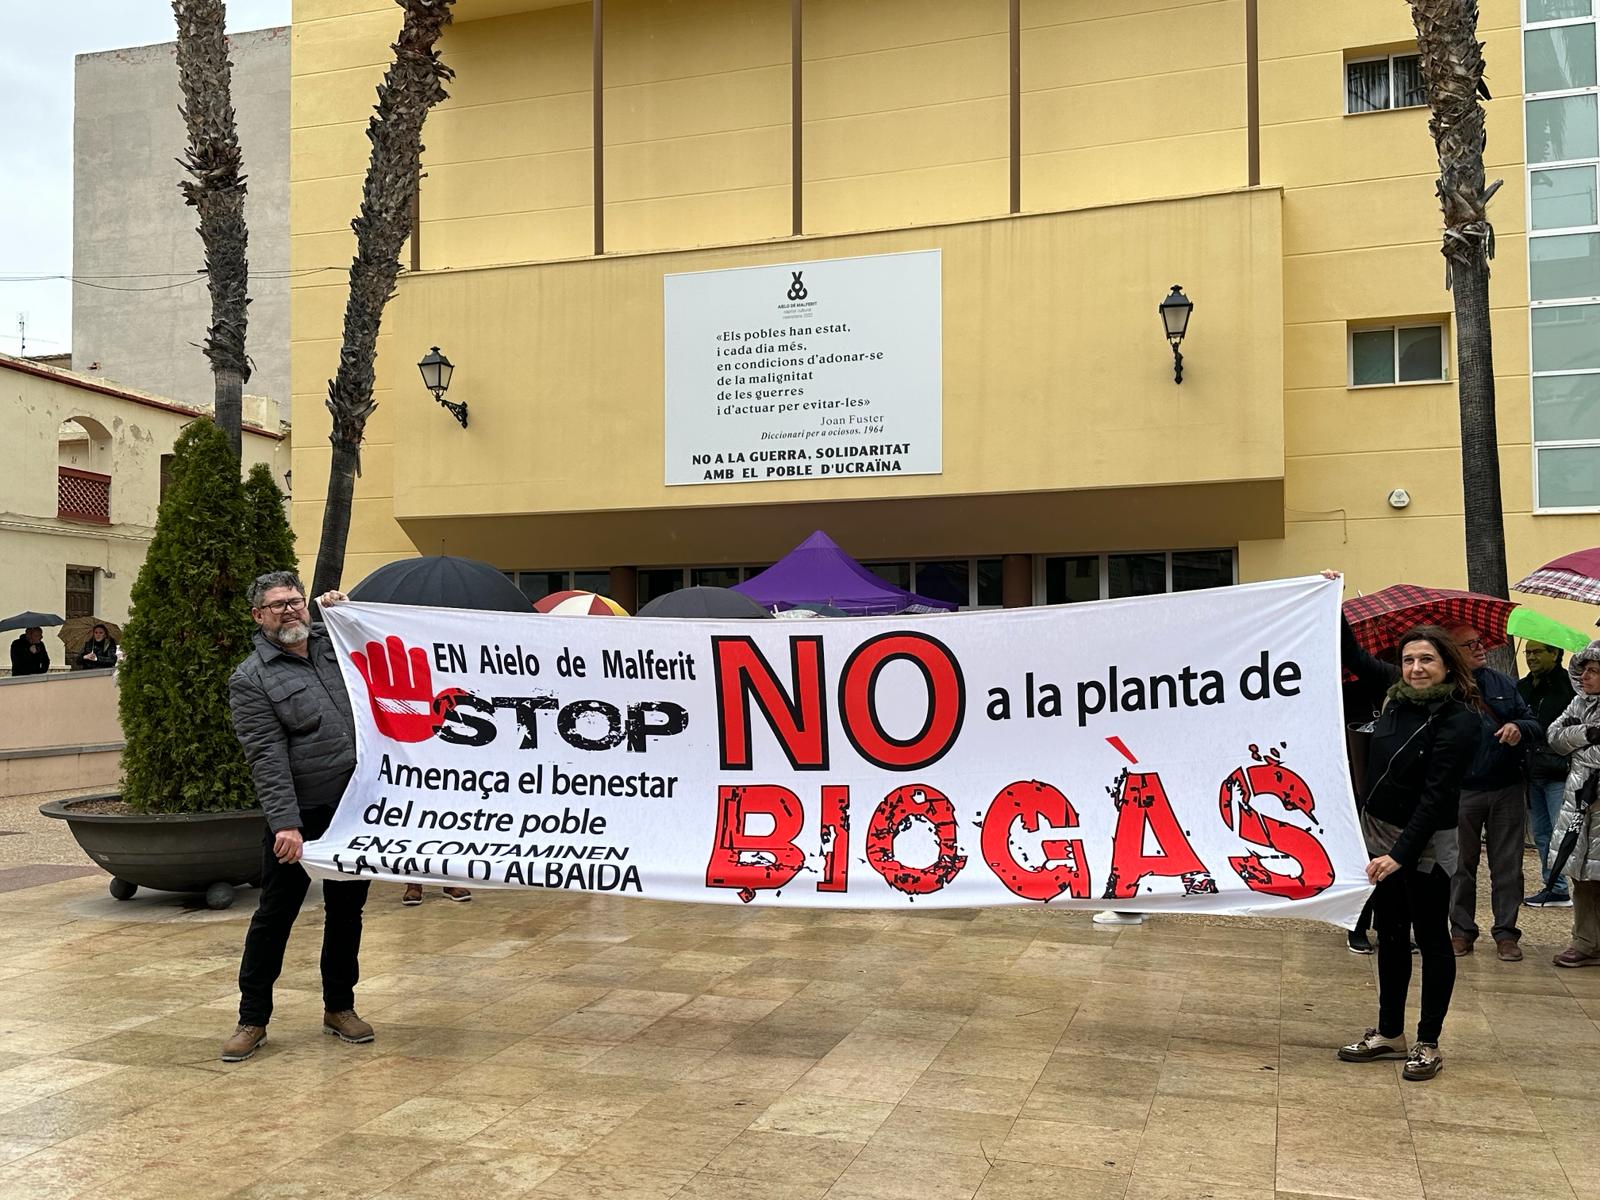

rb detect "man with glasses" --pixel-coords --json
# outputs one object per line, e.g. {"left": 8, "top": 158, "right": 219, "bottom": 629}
{"left": 221, "top": 571, "right": 373, "bottom": 1062}
{"left": 1448, "top": 625, "right": 1544, "bottom": 962}
{"left": 1520, "top": 641, "right": 1575, "bottom": 908}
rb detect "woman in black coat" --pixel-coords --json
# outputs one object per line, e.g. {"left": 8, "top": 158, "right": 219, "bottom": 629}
{"left": 1337, "top": 618, "right": 1484, "bottom": 1082}
{"left": 76, "top": 624, "right": 117, "bottom": 670}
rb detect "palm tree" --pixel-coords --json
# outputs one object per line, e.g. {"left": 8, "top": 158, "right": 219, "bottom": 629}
{"left": 1408, "top": 0, "right": 1509, "bottom": 607}
{"left": 311, "top": 0, "right": 456, "bottom": 596}
{"left": 173, "top": 0, "right": 250, "bottom": 459}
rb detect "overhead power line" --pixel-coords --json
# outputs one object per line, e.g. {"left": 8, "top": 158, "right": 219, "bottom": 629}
{"left": 0, "top": 267, "right": 345, "bottom": 291}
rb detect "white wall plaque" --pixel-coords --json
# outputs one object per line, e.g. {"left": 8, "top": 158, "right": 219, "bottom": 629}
{"left": 663, "top": 249, "right": 942, "bottom": 486}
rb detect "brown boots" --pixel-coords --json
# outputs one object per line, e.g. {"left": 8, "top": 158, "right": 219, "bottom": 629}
{"left": 220, "top": 1024, "right": 267, "bottom": 1062}
{"left": 323, "top": 1009, "right": 375, "bottom": 1044}
{"left": 221, "top": 1010, "right": 374, "bottom": 1061}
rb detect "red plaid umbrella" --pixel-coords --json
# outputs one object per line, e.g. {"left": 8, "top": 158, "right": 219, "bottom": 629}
{"left": 1342, "top": 585, "right": 1516, "bottom": 656}
{"left": 1513, "top": 547, "right": 1600, "bottom": 607}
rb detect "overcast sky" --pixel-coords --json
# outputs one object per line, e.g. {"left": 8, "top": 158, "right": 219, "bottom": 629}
{"left": 0, "top": 1, "right": 290, "bottom": 358}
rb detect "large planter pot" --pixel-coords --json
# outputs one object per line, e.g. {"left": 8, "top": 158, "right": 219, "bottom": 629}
{"left": 40, "top": 795, "right": 264, "bottom": 909}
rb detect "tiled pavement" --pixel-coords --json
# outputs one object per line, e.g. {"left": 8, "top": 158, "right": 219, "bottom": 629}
{"left": 0, "top": 792, "right": 1596, "bottom": 1200}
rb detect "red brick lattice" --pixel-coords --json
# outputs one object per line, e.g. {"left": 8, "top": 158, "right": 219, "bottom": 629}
{"left": 58, "top": 467, "right": 111, "bottom": 524}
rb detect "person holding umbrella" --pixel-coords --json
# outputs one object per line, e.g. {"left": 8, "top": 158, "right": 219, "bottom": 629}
{"left": 1338, "top": 593, "right": 1544, "bottom": 959}
{"left": 1446, "top": 625, "right": 1544, "bottom": 961}
{"left": 1547, "top": 640, "right": 1600, "bottom": 968}
{"left": 9, "top": 626, "right": 51, "bottom": 676}
{"left": 76, "top": 623, "right": 118, "bottom": 671}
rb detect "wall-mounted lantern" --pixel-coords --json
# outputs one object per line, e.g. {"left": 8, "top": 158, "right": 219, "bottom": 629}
{"left": 1159, "top": 285, "right": 1194, "bottom": 384}
{"left": 419, "top": 346, "right": 465, "bottom": 428}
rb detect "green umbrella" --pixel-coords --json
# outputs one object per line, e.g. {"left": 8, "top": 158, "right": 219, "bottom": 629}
{"left": 1507, "top": 606, "right": 1593, "bottom": 653}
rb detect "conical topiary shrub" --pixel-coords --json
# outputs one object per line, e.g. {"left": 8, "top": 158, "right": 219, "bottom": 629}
{"left": 118, "top": 419, "right": 258, "bottom": 813}
{"left": 243, "top": 461, "right": 297, "bottom": 579}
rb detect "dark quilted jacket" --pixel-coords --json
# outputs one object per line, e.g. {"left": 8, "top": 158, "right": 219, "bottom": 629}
{"left": 229, "top": 627, "right": 357, "bottom": 832}
{"left": 1341, "top": 617, "right": 1483, "bottom": 866}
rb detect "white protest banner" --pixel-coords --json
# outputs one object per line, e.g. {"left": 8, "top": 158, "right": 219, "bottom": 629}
{"left": 304, "top": 577, "right": 1370, "bottom": 926}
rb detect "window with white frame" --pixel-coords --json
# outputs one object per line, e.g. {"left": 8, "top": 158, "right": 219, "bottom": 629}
{"left": 1527, "top": 0, "right": 1600, "bottom": 509}
{"left": 1038, "top": 550, "right": 1236, "bottom": 605}
{"left": 1348, "top": 323, "right": 1448, "bottom": 386}
{"left": 1345, "top": 52, "right": 1427, "bottom": 114}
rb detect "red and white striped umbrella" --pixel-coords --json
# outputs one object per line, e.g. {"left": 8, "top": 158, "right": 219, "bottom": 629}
{"left": 533, "top": 590, "right": 630, "bottom": 616}
{"left": 1514, "top": 547, "right": 1600, "bottom": 607}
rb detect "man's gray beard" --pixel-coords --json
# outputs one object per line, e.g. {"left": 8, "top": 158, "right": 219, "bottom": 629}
{"left": 272, "top": 624, "right": 310, "bottom": 647}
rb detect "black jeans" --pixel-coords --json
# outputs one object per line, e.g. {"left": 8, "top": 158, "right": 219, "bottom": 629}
{"left": 237, "top": 805, "right": 370, "bottom": 1026}
{"left": 1372, "top": 863, "right": 1455, "bottom": 1044}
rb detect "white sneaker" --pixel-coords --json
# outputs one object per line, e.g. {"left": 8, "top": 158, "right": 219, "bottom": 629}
{"left": 1093, "top": 910, "right": 1145, "bottom": 926}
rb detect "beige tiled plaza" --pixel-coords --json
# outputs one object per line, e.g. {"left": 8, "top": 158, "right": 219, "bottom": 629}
{"left": 0, "top": 790, "right": 1596, "bottom": 1200}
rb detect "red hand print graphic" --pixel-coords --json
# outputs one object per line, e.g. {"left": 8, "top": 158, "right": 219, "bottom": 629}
{"left": 352, "top": 636, "right": 457, "bottom": 743}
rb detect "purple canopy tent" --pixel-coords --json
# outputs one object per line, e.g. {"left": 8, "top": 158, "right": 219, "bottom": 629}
{"left": 732, "top": 531, "right": 957, "bottom": 616}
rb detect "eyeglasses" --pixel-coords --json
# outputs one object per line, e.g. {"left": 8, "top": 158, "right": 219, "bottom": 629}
{"left": 260, "top": 597, "right": 306, "bottom": 614}
{"left": 1456, "top": 638, "right": 1483, "bottom": 651}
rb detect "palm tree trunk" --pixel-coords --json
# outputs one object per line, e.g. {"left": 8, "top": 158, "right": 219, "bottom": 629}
{"left": 312, "top": 0, "right": 455, "bottom": 596}
{"left": 317, "top": 439, "right": 363, "bottom": 597}
{"left": 1450, "top": 258, "right": 1508, "bottom": 597}
{"left": 173, "top": 0, "right": 250, "bottom": 459}
{"left": 1408, "top": 0, "right": 1509, "bottom": 602}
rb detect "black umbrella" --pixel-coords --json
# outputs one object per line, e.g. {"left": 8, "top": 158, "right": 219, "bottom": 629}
{"left": 637, "top": 587, "right": 773, "bottom": 620}
{"left": 1546, "top": 773, "right": 1599, "bottom": 884}
{"left": 0, "top": 611, "right": 64, "bottom": 633}
{"left": 348, "top": 556, "right": 532, "bottom": 612}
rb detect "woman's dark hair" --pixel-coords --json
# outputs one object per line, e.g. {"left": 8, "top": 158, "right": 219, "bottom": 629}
{"left": 1395, "top": 624, "right": 1486, "bottom": 712}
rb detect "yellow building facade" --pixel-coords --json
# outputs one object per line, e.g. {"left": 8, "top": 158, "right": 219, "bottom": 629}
{"left": 290, "top": 0, "right": 1600, "bottom": 622}
{"left": 0, "top": 355, "right": 289, "bottom": 633}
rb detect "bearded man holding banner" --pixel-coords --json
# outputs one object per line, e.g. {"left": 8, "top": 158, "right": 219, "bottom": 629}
{"left": 220, "top": 573, "right": 374, "bottom": 1063}
{"left": 1333, "top": 594, "right": 1484, "bottom": 1082}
